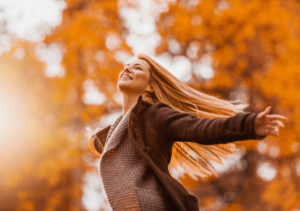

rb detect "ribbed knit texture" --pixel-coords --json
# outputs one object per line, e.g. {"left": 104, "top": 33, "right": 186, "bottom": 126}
{"left": 99, "top": 104, "right": 171, "bottom": 211}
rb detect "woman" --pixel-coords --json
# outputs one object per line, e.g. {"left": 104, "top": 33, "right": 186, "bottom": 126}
{"left": 89, "top": 54, "right": 288, "bottom": 211}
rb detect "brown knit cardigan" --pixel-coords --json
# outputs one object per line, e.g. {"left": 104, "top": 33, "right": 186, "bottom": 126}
{"left": 99, "top": 104, "right": 173, "bottom": 210}
{"left": 91, "top": 95, "right": 267, "bottom": 211}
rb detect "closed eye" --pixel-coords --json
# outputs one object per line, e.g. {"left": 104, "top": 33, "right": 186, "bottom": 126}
{"left": 136, "top": 67, "right": 142, "bottom": 70}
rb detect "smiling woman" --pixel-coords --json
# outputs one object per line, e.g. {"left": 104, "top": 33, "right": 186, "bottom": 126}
{"left": 117, "top": 59, "right": 154, "bottom": 111}
{"left": 90, "top": 53, "right": 287, "bottom": 211}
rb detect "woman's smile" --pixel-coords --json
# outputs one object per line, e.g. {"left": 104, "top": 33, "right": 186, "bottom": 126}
{"left": 117, "top": 58, "right": 152, "bottom": 95}
{"left": 121, "top": 74, "right": 133, "bottom": 80}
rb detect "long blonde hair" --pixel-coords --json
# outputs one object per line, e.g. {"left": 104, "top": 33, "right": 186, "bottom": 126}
{"left": 137, "top": 53, "right": 248, "bottom": 180}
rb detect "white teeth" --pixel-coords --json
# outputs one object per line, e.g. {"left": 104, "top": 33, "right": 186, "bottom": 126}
{"left": 122, "top": 76, "right": 132, "bottom": 80}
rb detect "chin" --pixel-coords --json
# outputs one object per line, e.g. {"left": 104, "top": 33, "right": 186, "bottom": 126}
{"left": 117, "top": 82, "right": 132, "bottom": 93}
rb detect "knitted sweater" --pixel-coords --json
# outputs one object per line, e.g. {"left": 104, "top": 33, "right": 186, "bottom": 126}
{"left": 99, "top": 104, "right": 172, "bottom": 211}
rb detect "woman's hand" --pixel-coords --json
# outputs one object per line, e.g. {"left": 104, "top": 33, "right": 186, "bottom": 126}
{"left": 254, "top": 106, "right": 288, "bottom": 137}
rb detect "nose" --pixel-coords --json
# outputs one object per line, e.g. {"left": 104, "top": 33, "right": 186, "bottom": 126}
{"left": 123, "top": 66, "right": 132, "bottom": 73}
{"left": 120, "top": 66, "right": 131, "bottom": 77}
{"left": 119, "top": 67, "right": 131, "bottom": 78}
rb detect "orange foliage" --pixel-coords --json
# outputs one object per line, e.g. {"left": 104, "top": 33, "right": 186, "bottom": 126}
{"left": 1, "top": 0, "right": 300, "bottom": 210}
{"left": 156, "top": 0, "right": 300, "bottom": 210}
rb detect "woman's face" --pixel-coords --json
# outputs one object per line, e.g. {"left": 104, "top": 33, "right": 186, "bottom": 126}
{"left": 117, "top": 58, "right": 152, "bottom": 95}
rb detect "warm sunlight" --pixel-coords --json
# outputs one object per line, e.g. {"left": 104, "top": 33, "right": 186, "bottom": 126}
{"left": 0, "top": 90, "right": 31, "bottom": 148}
{"left": 1, "top": 0, "right": 299, "bottom": 210}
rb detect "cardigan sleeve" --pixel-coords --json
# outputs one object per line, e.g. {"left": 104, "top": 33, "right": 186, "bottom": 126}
{"left": 152, "top": 103, "right": 267, "bottom": 145}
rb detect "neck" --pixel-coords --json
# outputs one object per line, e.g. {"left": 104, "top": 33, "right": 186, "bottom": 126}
{"left": 122, "top": 93, "right": 140, "bottom": 116}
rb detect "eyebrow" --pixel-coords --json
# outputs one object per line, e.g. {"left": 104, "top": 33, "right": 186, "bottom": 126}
{"left": 125, "top": 63, "right": 143, "bottom": 68}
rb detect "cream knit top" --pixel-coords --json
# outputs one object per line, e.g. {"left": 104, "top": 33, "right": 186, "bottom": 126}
{"left": 99, "top": 104, "right": 170, "bottom": 211}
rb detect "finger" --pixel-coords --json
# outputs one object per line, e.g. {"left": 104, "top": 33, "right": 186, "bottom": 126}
{"left": 269, "top": 126, "right": 279, "bottom": 136}
{"left": 264, "top": 125, "right": 273, "bottom": 130}
{"left": 271, "top": 126, "right": 280, "bottom": 136}
{"left": 267, "top": 114, "right": 289, "bottom": 121}
{"left": 271, "top": 120, "right": 284, "bottom": 128}
{"left": 270, "top": 130, "right": 279, "bottom": 137}
{"left": 273, "top": 125, "right": 279, "bottom": 132}
{"left": 257, "top": 106, "right": 271, "bottom": 120}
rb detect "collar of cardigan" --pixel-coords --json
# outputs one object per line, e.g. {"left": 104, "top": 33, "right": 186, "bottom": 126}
{"left": 95, "top": 94, "right": 151, "bottom": 140}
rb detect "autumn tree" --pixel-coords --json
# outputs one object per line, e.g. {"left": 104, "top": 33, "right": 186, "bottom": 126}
{"left": 1, "top": 0, "right": 300, "bottom": 210}
{"left": 0, "top": 0, "right": 130, "bottom": 210}
{"left": 155, "top": 0, "right": 300, "bottom": 210}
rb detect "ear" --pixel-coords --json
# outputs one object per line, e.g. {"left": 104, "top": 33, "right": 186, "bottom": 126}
{"left": 145, "top": 85, "right": 154, "bottom": 93}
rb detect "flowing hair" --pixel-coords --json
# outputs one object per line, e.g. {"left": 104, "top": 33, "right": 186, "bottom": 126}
{"left": 136, "top": 53, "right": 249, "bottom": 180}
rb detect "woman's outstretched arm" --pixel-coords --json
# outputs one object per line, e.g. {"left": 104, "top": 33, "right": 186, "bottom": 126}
{"left": 152, "top": 103, "right": 288, "bottom": 146}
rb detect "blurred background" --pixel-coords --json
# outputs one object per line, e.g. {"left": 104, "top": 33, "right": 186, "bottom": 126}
{"left": 0, "top": 0, "right": 299, "bottom": 210}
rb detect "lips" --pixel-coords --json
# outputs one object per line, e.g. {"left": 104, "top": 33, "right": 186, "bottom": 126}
{"left": 122, "top": 74, "right": 133, "bottom": 80}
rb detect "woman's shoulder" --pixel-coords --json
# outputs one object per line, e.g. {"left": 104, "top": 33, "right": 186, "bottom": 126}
{"left": 141, "top": 100, "right": 182, "bottom": 123}
{"left": 137, "top": 95, "right": 173, "bottom": 112}
{"left": 144, "top": 100, "right": 174, "bottom": 114}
